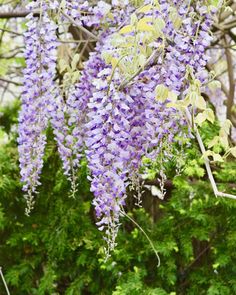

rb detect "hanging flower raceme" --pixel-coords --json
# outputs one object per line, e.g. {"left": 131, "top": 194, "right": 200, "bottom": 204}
{"left": 18, "top": 0, "right": 222, "bottom": 258}
{"left": 59, "top": 2, "right": 137, "bottom": 183}
{"left": 83, "top": 0, "right": 216, "bottom": 252}
{"left": 84, "top": 60, "right": 186, "bottom": 255}
{"left": 85, "top": 68, "right": 133, "bottom": 256}
{"left": 62, "top": 53, "right": 106, "bottom": 177}
{"left": 18, "top": 0, "right": 136, "bottom": 202}
{"left": 18, "top": 1, "right": 58, "bottom": 214}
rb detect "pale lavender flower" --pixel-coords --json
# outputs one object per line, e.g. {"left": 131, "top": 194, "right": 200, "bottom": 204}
{"left": 18, "top": 1, "right": 58, "bottom": 213}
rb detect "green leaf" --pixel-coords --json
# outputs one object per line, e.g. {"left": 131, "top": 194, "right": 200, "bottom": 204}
{"left": 195, "top": 112, "right": 207, "bottom": 126}
{"left": 155, "top": 84, "right": 169, "bottom": 101}
{"left": 153, "top": 18, "right": 165, "bottom": 37}
{"left": 119, "top": 25, "right": 134, "bottom": 34}
{"left": 195, "top": 95, "right": 207, "bottom": 110}
{"left": 205, "top": 108, "right": 215, "bottom": 123}
{"left": 71, "top": 53, "right": 80, "bottom": 71}
{"left": 207, "top": 136, "right": 219, "bottom": 148}
{"left": 213, "top": 153, "right": 224, "bottom": 162}
{"left": 137, "top": 4, "right": 152, "bottom": 13}
{"left": 137, "top": 18, "right": 154, "bottom": 32}
{"left": 229, "top": 147, "right": 236, "bottom": 157}
{"left": 208, "top": 80, "right": 221, "bottom": 90}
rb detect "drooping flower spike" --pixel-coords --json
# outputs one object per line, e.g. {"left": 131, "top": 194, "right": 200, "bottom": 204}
{"left": 18, "top": 0, "right": 217, "bottom": 254}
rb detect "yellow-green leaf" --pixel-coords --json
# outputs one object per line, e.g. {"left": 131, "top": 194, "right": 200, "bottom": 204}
{"left": 207, "top": 136, "right": 219, "bottom": 148}
{"left": 119, "top": 25, "right": 134, "bottom": 34}
{"left": 201, "top": 151, "right": 223, "bottom": 162}
{"left": 71, "top": 53, "right": 80, "bottom": 71}
{"left": 213, "top": 153, "right": 224, "bottom": 162}
{"left": 71, "top": 71, "right": 80, "bottom": 83}
{"left": 137, "top": 4, "right": 152, "bottom": 13}
{"left": 205, "top": 108, "right": 215, "bottom": 123}
{"left": 153, "top": 18, "right": 165, "bottom": 37}
{"left": 219, "top": 135, "right": 229, "bottom": 149}
{"left": 169, "top": 7, "right": 182, "bottom": 29}
{"left": 195, "top": 112, "right": 207, "bottom": 126}
{"left": 138, "top": 54, "right": 146, "bottom": 68}
{"left": 155, "top": 84, "right": 169, "bottom": 101}
{"left": 202, "top": 150, "right": 214, "bottom": 159}
{"left": 101, "top": 52, "right": 113, "bottom": 63}
{"left": 131, "top": 13, "right": 138, "bottom": 25}
{"left": 111, "top": 57, "right": 118, "bottom": 69}
{"left": 195, "top": 95, "right": 207, "bottom": 110}
{"left": 137, "top": 19, "right": 154, "bottom": 32}
{"left": 229, "top": 147, "right": 236, "bottom": 157}
{"left": 154, "top": 18, "right": 165, "bottom": 30}
{"left": 221, "top": 119, "right": 232, "bottom": 135}
{"left": 168, "top": 91, "right": 178, "bottom": 102}
{"left": 208, "top": 80, "right": 221, "bottom": 91}
{"left": 189, "top": 91, "right": 198, "bottom": 104}
{"left": 58, "top": 59, "right": 68, "bottom": 73}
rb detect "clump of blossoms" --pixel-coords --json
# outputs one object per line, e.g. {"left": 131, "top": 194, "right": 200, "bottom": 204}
{"left": 18, "top": 0, "right": 223, "bottom": 256}
{"left": 18, "top": 1, "right": 58, "bottom": 215}
{"left": 18, "top": 0, "right": 114, "bottom": 205}
{"left": 84, "top": 63, "right": 184, "bottom": 255}
{"left": 87, "top": 0, "right": 216, "bottom": 252}
{"left": 19, "top": 0, "right": 134, "bottom": 196}
{"left": 56, "top": 1, "right": 136, "bottom": 193}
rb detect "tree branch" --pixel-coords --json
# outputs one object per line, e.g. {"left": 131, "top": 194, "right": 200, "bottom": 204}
{"left": 0, "top": 266, "right": 10, "bottom": 295}
{"left": 0, "top": 27, "right": 21, "bottom": 35}
{"left": 0, "top": 10, "right": 38, "bottom": 18}
{"left": 185, "top": 109, "right": 236, "bottom": 201}
{"left": 220, "top": 2, "right": 236, "bottom": 22}
{"left": 206, "top": 64, "right": 229, "bottom": 98}
{"left": 0, "top": 77, "right": 22, "bottom": 86}
{"left": 0, "top": 9, "right": 99, "bottom": 42}
{"left": 119, "top": 48, "right": 161, "bottom": 90}
{"left": 224, "top": 37, "right": 235, "bottom": 123}
{"left": 60, "top": 11, "right": 99, "bottom": 41}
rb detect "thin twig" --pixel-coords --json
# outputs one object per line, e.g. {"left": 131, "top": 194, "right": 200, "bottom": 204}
{"left": 206, "top": 64, "right": 229, "bottom": 98}
{"left": 60, "top": 11, "right": 99, "bottom": 41}
{"left": 0, "top": 77, "right": 22, "bottom": 86}
{"left": 58, "top": 39, "right": 95, "bottom": 44}
{"left": 0, "top": 27, "right": 22, "bottom": 36}
{"left": 224, "top": 37, "right": 235, "bottom": 122}
{"left": 0, "top": 10, "right": 39, "bottom": 18}
{"left": 220, "top": 2, "right": 236, "bottom": 22}
{"left": 119, "top": 48, "right": 161, "bottom": 89}
{"left": 0, "top": 267, "right": 10, "bottom": 295}
{"left": 120, "top": 208, "right": 161, "bottom": 267}
{"left": 0, "top": 9, "right": 99, "bottom": 42}
{"left": 185, "top": 109, "right": 236, "bottom": 201}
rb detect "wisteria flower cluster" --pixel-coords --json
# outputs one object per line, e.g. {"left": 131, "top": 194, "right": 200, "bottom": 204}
{"left": 18, "top": 1, "right": 58, "bottom": 214}
{"left": 18, "top": 0, "right": 219, "bottom": 254}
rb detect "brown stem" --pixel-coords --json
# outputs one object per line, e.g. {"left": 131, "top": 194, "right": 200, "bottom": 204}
{"left": 0, "top": 77, "right": 22, "bottom": 86}
{"left": 0, "top": 10, "right": 39, "bottom": 18}
{"left": 206, "top": 64, "right": 229, "bottom": 98}
{"left": 224, "top": 37, "right": 235, "bottom": 122}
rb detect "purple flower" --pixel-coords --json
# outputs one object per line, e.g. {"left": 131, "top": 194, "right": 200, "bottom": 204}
{"left": 18, "top": 1, "right": 58, "bottom": 214}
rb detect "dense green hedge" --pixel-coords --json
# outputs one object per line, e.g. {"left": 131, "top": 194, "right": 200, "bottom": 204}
{"left": 0, "top": 102, "right": 236, "bottom": 294}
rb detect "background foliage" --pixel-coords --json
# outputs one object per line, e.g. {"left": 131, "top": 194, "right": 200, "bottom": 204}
{"left": 0, "top": 0, "right": 236, "bottom": 294}
{"left": 0, "top": 100, "right": 236, "bottom": 295}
